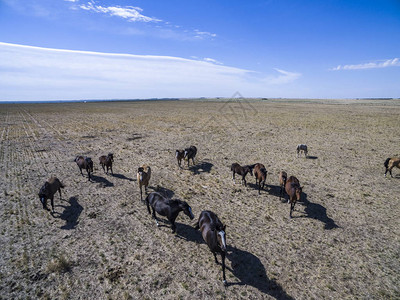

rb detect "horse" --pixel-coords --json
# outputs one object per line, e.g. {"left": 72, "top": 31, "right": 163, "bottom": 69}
{"left": 195, "top": 210, "right": 227, "bottom": 285}
{"left": 296, "top": 144, "right": 308, "bottom": 157}
{"left": 75, "top": 156, "right": 94, "bottom": 181}
{"left": 137, "top": 165, "right": 151, "bottom": 201}
{"left": 38, "top": 176, "right": 64, "bottom": 212}
{"left": 184, "top": 145, "right": 197, "bottom": 168}
{"left": 145, "top": 192, "right": 194, "bottom": 233}
{"left": 384, "top": 157, "right": 400, "bottom": 177}
{"left": 285, "top": 176, "right": 302, "bottom": 218}
{"left": 254, "top": 163, "right": 267, "bottom": 194}
{"left": 279, "top": 171, "right": 288, "bottom": 200}
{"left": 231, "top": 163, "right": 254, "bottom": 187}
{"left": 175, "top": 150, "right": 185, "bottom": 168}
{"left": 99, "top": 153, "right": 114, "bottom": 175}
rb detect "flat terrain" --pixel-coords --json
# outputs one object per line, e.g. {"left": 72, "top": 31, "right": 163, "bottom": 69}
{"left": 0, "top": 99, "right": 399, "bottom": 299}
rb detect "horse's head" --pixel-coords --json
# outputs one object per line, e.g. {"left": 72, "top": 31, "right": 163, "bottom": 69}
{"left": 217, "top": 225, "right": 227, "bottom": 252}
{"left": 137, "top": 167, "right": 145, "bottom": 181}
{"left": 38, "top": 182, "right": 50, "bottom": 207}
{"left": 108, "top": 153, "right": 114, "bottom": 162}
{"left": 245, "top": 166, "right": 254, "bottom": 176}
{"left": 176, "top": 150, "right": 184, "bottom": 159}
{"left": 179, "top": 201, "right": 194, "bottom": 220}
{"left": 184, "top": 148, "right": 190, "bottom": 159}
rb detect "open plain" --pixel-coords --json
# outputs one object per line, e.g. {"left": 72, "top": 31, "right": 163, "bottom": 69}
{"left": 0, "top": 98, "right": 399, "bottom": 299}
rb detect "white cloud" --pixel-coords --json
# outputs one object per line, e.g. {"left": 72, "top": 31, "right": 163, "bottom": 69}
{"left": 203, "top": 58, "right": 223, "bottom": 65}
{"left": 0, "top": 42, "right": 301, "bottom": 101}
{"left": 79, "top": 1, "right": 161, "bottom": 22}
{"left": 331, "top": 58, "right": 400, "bottom": 71}
{"left": 193, "top": 29, "right": 217, "bottom": 39}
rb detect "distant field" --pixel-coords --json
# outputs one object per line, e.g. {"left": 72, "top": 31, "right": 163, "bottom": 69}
{"left": 0, "top": 99, "right": 399, "bottom": 299}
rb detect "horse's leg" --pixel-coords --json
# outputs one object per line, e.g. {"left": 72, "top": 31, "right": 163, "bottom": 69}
{"left": 140, "top": 185, "right": 143, "bottom": 201}
{"left": 152, "top": 208, "right": 160, "bottom": 227}
{"left": 290, "top": 201, "right": 295, "bottom": 218}
{"left": 80, "top": 167, "right": 84, "bottom": 176}
{"left": 243, "top": 175, "right": 247, "bottom": 187}
{"left": 390, "top": 167, "right": 393, "bottom": 178}
{"left": 170, "top": 218, "right": 176, "bottom": 233}
{"left": 221, "top": 252, "right": 227, "bottom": 285}
{"left": 232, "top": 171, "right": 235, "bottom": 182}
{"left": 58, "top": 187, "right": 62, "bottom": 200}
{"left": 110, "top": 165, "right": 113, "bottom": 175}
{"left": 213, "top": 252, "right": 219, "bottom": 264}
{"left": 50, "top": 197, "right": 55, "bottom": 212}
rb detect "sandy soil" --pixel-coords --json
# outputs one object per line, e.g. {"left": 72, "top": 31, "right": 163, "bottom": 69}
{"left": 0, "top": 98, "right": 399, "bottom": 299}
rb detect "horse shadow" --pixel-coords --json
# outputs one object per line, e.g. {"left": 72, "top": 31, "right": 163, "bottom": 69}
{"left": 306, "top": 156, "right": 318, "bottom": 160}
{"left": 189, "top": 161, "right": 213, "bottom": 174}
{"left": 226, "top": 245, "right": 294, "bottom": 299}
{"left": 247, "top": 182, "right": 285, "bottom": 200}
{"left": 154, "top": 185, "right": 175, "bottom": 198}
{"left": 297, "top": 192, "right": 339, "bottom": 230}
{"left": 52, "top": 196, "right": 83, "bottom": 230}
{"left": 174, "top": 223, "right": 204, "bottom": 243}
{"left": 112, "top": 173, "right": 134, "bottom": 181}
{"left": 90, "top": 174, "right": 114, "bottom": 187}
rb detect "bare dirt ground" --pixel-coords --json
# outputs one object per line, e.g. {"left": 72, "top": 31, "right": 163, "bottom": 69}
{"left": 0, "top": 98, "right": 399, "bottom": 300}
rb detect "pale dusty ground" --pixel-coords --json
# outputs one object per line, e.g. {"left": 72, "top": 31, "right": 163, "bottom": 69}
{"left": 0, "top": 99, "right": 399, "bottom": 300}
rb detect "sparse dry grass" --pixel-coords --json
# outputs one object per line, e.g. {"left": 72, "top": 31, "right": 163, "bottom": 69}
{"left": 0, "top": 99, "right": 399, "bottom": 299}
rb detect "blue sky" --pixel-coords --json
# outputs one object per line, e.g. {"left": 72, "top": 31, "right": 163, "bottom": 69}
{"left": 0, "top": 0, "right": 399, "bottom": 101}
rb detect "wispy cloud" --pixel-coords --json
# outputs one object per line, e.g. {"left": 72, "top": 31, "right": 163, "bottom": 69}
{"left": 0, "top": 42, "right": 301, "bottom": 101}
{"left": 193, "top": 29, "right": 217, "bottom": 40}
{"left": 331, "top": 58, "right": 400, "bottom": 71}
{"left": 79, "top": 1, "right": 161, "bottom": 22}
{"left": 203, "top": 58, "right": 223, "bottom": 65}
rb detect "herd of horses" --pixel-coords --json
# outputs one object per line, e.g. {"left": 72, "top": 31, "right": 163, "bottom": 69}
{"left": 37, "top": 143, "right": 400, "bottom": 285}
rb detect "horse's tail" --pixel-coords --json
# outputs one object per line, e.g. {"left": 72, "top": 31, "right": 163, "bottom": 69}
{"left": 384, "top": 158, "right": 391, "bottom": 168}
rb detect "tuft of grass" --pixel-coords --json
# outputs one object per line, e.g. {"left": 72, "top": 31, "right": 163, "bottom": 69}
{"left": 46, "top": 254, "right": 72, "bottom": 273}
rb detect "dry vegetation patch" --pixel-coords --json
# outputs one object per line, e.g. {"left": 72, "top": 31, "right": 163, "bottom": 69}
{"left": 0, "top": 99, "right": 399, "bottom": 299}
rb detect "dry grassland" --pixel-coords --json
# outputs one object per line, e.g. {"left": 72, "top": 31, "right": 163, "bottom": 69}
{"left": 0, "top": 98, "right": 399, "bottom": 299}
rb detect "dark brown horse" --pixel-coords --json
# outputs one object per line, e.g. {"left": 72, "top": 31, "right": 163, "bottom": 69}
{"left": 99, "top": 153, "right": 114, "bottom": 175}
{"left": 254, "top": 163, "right": 267, "bottom": 194}
{"left": 38, "top": 176, "right": 64, "bottom": 212}
{"left": 175, "top": 150, "right": 185, "bottom": 168}
{"left": 145, "top": 192, "right": 194, "bottom": 233}
{"left": 285, "top": 176, "right": 302, "bottom": 218}
{"left": 279, "top": 171, "right": 288, "bottom": 199}
{"left": 75, "top": 156, "right": 94, "bottom": 181}
{"left": 231, "top": 163, "right": 254, "bottom": 187}
{"left": 195, "top": 210, "right": 227, "bottom": 285}
{"left": 384, "top": 157, "right": 400, "bottom": 177}
{"left": 184, "top": 145, "right": 197, "bottom": 168}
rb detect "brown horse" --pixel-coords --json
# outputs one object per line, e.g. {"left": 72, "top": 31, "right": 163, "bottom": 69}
{"left": 231, "top": 163, "right": 255, "bottom": 187}
{"left": 175, "top": 150, "right": 185, "bottom": 168}
{"left": 279, "top": 171, "right": 288, "bottom": 200}
{"left": 99, "top": 153, "right": 114, "bottom": 175}
{"left": 195, "top": 210, "right": 227, "bottom": 285}
{"left": 75, "top": 156, "right": 94, "bottom": 181}
{"left": 38, "top": 176, "right": 64, "bottom": 212}
{"left": 254, "top": 163, "right": 267, "bottom": 194}
{"left": 384, "top": 157, "right": 400, "bottom": 177}
{"left": 137, "top": 165, "right": 151, "bottom": 201}
{"left": 285, "top": 176, "right": 302, "bottom": 218}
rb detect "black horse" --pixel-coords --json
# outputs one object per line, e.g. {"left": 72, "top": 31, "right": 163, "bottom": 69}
{"left": 38, "top": 176, "right": 64, "bottom": 212}
{"left": 231, "top": 163, "right": 255, "bottom": 187}
{"left": 99, "top": 153, "right": 114, "bottom": 175}
{"left": 145, "top": 192, "right": 194, "bottom": 233}
{"left": 184, "top": 145, "right": 197, "bottom": 168}
{"left": 75, "top": 156, "right": 94, "bottom": 181}
{"left": 195, "top": 210, "right": 227, "bottom": 285}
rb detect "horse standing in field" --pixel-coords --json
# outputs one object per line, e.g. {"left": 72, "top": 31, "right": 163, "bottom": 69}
{"left": 297, "top": 144, "right": 308, "bottom": 158}
{"left": 279, "top": 171, "right": 288, "bottom": 200}
{"left": 137, "top": 165, "right": 151, "bottom": 201}
{"left": 175, "top": 150, "right": 185, "bottom": 168}
{"left": 75, "top": 156, "right": 94, "bottom": 181}
{"left": 99, "top": 153, "right": 114, "bottom": 175}
{"left": 195, "top": 210, "right": 227, "bottom": 285}
{"left": 285, "top": 176, "right": 302, "bottom": 218}
{"left": 145, "top": 192, "right": 194, "bottom": 233}
{"left": 384, "top": 157, "right": 400, "bottom": 177}
{"left": 38, "top": 176, "right": 64, "bottom": 212}
{"left": 231, "top": 163, "right": 254, "bottom": 187}
{"left": 254, "top": 163, "right": 267, "bottom": 194}
{"left": 184, "top": 145, "right": 197, "bottom": 168}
